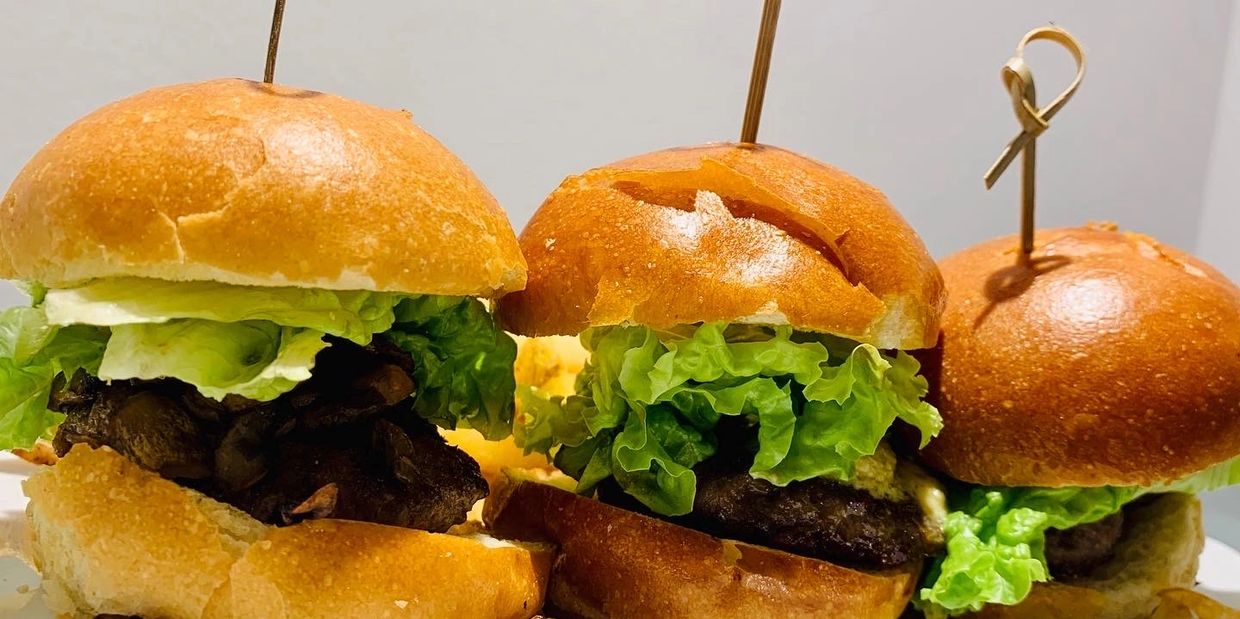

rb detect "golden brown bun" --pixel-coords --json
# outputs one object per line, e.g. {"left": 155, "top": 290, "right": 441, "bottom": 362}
{"left": 971, "top": 493, "right": 1204, "bottom": 619}
{"left": 23, "top": 445, "right": 549, "bottom": 618}
{"left": 922, "top": 224, "right": 1240, "bottom": 486}
{"left": 483, "top": 473, "right": 919, "bottom": 619}
{"left": 0, "top": 78, "right": 525, "bottom": 296}
{"left": 1151, "top": 588, "right": 1240, "bottom": 619}
{"left": 204, "top": 520, "right": 550, "bottom": 619}
{"left": 497, "top": 143, "right": 944, "bottom": 349}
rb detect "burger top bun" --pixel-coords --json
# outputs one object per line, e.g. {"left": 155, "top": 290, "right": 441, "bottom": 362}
{"left": 0, "top": 78, "right": 526, "bottom": 297}
{"left": 922, "top": 223, "right": 1240, "bottom": 487}
{"left": 497, "top": 143, "right": 944, "bottom": 350}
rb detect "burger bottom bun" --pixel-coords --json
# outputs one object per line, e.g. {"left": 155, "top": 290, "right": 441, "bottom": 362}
{"left": 23, "top": 445, "right": 550, "bottom": 619}
{"left": 972, "top": 493, "right": 1204, "bottom": 619}
{"left": 482, "top": 471, "right": 920, "bottom": 619}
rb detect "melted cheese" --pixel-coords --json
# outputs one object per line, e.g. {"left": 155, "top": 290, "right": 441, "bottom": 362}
{"left": 847, "top": 441, "right": 948, "bottom": 544}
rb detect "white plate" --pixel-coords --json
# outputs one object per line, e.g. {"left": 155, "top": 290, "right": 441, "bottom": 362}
{"left": 0, "top": 453, "right": 1237, "bottom": 616}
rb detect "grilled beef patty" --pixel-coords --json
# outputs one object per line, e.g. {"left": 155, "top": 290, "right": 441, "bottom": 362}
{"left": 1045, "top": 509, "right": 1126, "bottom": 580}
{"left": 50, "top": 337, "right": 486, "bottom": 533}
{"left": 598, "top": 453, "right": 941, "bottom": 570}
{"left": 687, "top": 455, "right": 938, "bottom": 569}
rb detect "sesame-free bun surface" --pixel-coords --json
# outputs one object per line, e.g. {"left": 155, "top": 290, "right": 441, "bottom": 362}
{"left": 23, "top": 445, "right": 549, "bottom": 618}
{"left": 497, "top": 143, "right": 944, "bottom": 350}
{"left": 922, "top": 224, "right": 1240, "bottom": 487}
{"left": 483, "top": 473, "right": 920, "bottom": 619}
{"left": 0, "top": 78, "right": 526, "bottom": 296}
{"left": 971, "top": 493, "right": 1203, "bottom": 619}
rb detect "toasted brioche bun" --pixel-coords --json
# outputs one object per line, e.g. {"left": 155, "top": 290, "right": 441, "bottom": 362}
{"left": 922, "top": 224, "right": 1240, "bottom": 486}
{"left": 483, "top": 473, "right": 919, "bottom": 619}
{"left": 0, "top": 78, "right": 525, "bottom": 296}
{"left": 23, "top": 445, "right": 549, "bottom": 618}
{"left": 1151, "top": 588, "right": 1240, "bottom": 619}
{"left": 971, "top": 493, "right": 1204, "bottom": 619}
{"left": 496, "top": 143, "right": 943, "bottom": 350}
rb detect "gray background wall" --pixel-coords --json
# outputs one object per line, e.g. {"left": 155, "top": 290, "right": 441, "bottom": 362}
{"left": 1, "top": 1, "right": 1238, "bottom": 544}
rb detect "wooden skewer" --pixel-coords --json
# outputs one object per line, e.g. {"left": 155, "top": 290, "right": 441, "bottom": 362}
{"left": 740, "top": 0, "right": 782, "bottom": 144}
{"left": 264, "top": 0, "right": 287, "bottom": 84}
{"left": 983, "top": 26, "right": 1086, "bottom": 256}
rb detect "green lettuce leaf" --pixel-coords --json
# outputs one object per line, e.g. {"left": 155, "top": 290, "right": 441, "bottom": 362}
{"left": 385, "top": 296, "right": 517, "bottom": 440}
{"left": 3, "top": 280, "right": 519, "bottom": 443}
{"left": 516, "top": 322, "right": 940, "bottom": 516}
{"left": 99, "top": 320, "right": 329, "bottom": 401}
{"left": 43, "top": 277, "right": 401, "bottom": 344}
{"left": 0, "top": 307, "right": 107, "bottom": 449}
{"left": 0, "top": 306, "right": 57, "bottom": 363}
{"left": 918, "top": 455, "right": 1240, "bottom": 616}
{"left": 515, "top": 384, "right": 594, "bottom": 455}
{"left": 758, "top": 344, "right": 942, "bottom": 484}
{"left": 1155, "top": 455, "right": 1240, "bottom": 493}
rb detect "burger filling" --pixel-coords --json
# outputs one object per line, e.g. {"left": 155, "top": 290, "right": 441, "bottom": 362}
{"left": 916, "top": 456, "right": 1240, "bottom": 617}
{"left": 598, "top": 434, "right": 943, "bottom": 569}
{"left": 0, "top": 278, "right": 518, "bottom": 532}
{"left": 516, "top": 322, "right": 947, "bottom": 569}
{"left": 1043, "top": 509, "right": 1124, "bottom": 579}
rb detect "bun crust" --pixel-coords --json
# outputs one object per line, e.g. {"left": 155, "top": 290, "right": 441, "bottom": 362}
{"left": 23, "top": 445, "right": 549, "bottom": 618}
{"left": 0, "top": 78, "right": 526, "bottom": 296}
{"left": 206, "top": 520, "right": 549, "bottom": 619}
{"left": 922, "top": 224, "right": 1240, "bottom": 486}
{"left": 971, "top": 493, "right": 1203, "bottom": 619}
{"left": 483, "top": 474, "right": 919, "bottom": 619}
{"left": 497, "top": 143, "right": 943, "bottom": 349}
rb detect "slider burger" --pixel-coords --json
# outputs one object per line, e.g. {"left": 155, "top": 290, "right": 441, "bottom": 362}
{"left": 488, "top": 143, "right": 950, "bottom": 618}
{"left": 0, "top": 78, "right": 548, "bottom": 618}
{"left": 915, "top": 223, "right": 1240, "bottom": 617}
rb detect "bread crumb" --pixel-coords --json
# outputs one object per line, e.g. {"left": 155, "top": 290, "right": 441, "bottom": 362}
{"left": 395, "top": 600, "right": 409, "bottom": 609}
{"left": 11, "top": 442, "right": 57, "bottom": 465}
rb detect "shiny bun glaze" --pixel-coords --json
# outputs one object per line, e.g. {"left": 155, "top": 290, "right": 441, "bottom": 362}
{"left": 922, "top": 224, "right": 1240, "bottom": 487}
{"left": 0, "top": 78, "right": 525, "bottom": 296}
{"left": 497, "top": 143, "right": 944, "bottom": 350}
{"left": 484, "top": 474, "right": 919, "bottom": 619}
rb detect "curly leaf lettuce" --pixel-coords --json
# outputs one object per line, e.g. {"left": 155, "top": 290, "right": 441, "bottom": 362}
{"left": 919, "top": 455, "right": 1240, "bottom": 616}
{"left": 0, "top": 306, "right": 107, "bottom": 449}
{"left": 43, "top": 277, "right": 401, "bottom": 344}
{"left": 516, "top": 322, "right": 940, "bottom": 516}
{"left": 385, "top": 296, "right": 518, "bottom": 440}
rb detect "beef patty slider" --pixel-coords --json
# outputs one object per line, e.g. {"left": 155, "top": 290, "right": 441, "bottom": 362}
{"left": 0, "top": 78, "right": 547, "bottom": 618}
{"left": 914, "top": 223, "right": 1240, "bottom": 618}
{"left": 488, "top": 143, "right": 949, "bottom": 618}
